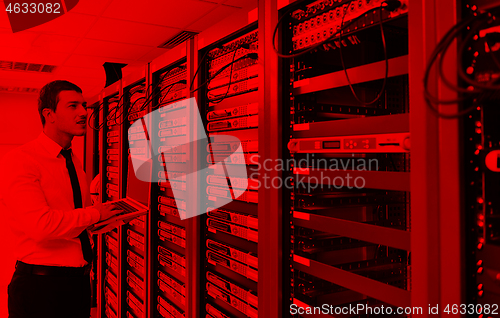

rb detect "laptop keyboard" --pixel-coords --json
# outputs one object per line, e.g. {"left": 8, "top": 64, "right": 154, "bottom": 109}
{"left": 113, "top": 201, "right": 138, "bottom": 213}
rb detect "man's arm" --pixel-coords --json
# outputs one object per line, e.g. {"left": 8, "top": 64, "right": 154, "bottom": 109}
{"left": 1, "top": 156, "right": 100, "bottom": 241}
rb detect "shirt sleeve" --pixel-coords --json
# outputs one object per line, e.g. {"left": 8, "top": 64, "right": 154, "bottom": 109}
{"left": 0, "top": 154, "right": 100, "bottom": 242}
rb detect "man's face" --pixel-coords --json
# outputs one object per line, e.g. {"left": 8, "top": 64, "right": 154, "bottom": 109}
{"left": 51, "top": 90, "right": 87, "bottom": 136}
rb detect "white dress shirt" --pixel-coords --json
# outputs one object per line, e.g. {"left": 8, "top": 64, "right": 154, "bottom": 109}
{"left": 0, "top": 132, "right": 100, "bottom": 267}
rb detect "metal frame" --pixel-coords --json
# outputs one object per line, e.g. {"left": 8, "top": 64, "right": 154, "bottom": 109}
{"left": 144, "top": 62, "right": 153, "bottom": 318}
{"left": 293, "top": 212, "right": 411, "bottom": 250}
{"left": 292, "top": 55, "right": 408, "bottom": 95}
{"left": 409, "top": 0, "right": 463, "bottom": 314}
{"left": 258, "top": 0, "right": 283, "bottom": 317}
{"left": 185, "top": 36, "right": 200, "bottom": 318}
{"left": 293, "top": 255, "right": 412, "bottom": 308}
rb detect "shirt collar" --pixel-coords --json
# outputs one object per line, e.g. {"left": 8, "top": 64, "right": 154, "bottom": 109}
{"left": 38, "top": 132, "right": 70, "bottom": 158}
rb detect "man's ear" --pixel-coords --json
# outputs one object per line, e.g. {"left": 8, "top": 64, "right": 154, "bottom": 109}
{"left": 42, "top": 108, "right": 55, "bottom": 124}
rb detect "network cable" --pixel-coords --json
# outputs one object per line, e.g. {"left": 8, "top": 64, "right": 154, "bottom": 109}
{"left": 115, "top": 87, "right": 146, "bottom": 126}
{"left": 154, "top": 80, "right": 188, "bottom": 109}
{"left": 189, "top": 49, "right": 210, "bottom": 92}
{"left": 87, "top": 101, "right": 104, "bottom": 131}
{"left": 423, "top": 7, "right": 500, "bottom": 118}
{"left": 207, "top": 49, "right": 237, "bottom": 104}
{"left": 338, "top": 1, "right": 392, "bottom": 105}
{"left": 133, "top": 66, "right": 185, "bottom": 115}
{"left": 191, "top": 52, "right": 258, "bottom": 95}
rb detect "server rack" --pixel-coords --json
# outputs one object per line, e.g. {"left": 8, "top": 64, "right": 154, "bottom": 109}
{"left": 96, "top": 76, "right": 153, "bottom": 318}
{"left": 200, "top": 26, "right": 260, "bottom": 318}
{"left": 84, "top": 98, "right": 102, "bottom": 312}
{"left": 98, "top": 83, "right": 123, "bottom": 318}
{"left": 281, "top": 0, "right": 412, "bottom": 315}
{"left": 123, "top": 78, "right": 149, "bottom": 318}
{"left": 462, "top": 0, "right": 500, "bottom": 312}
{"left": 150, "top": 58, "right": 191, "bottom": 318}
{"left": 147, "top": 38, "right": 203, "bottom": 317}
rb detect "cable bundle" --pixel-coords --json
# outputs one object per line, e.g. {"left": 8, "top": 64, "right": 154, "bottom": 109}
{"left": 424, "top": 7, "right": 500, "bottom": 118}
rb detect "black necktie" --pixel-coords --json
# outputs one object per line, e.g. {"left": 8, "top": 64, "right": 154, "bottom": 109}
{"left": 60, "top": 149, "right": 93, "bottom": 264}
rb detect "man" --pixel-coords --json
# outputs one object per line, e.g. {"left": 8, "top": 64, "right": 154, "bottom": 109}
{"left": 1, "top": 80, "right": 121, "bottom": 318}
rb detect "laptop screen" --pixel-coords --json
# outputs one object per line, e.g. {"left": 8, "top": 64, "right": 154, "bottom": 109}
{"left": 126, "top": 155, "right": 151, "bottom": 207}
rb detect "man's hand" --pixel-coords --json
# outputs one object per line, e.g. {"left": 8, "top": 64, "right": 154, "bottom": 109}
{"left": 93, "top": 202, "right": 123, "bottom": 222}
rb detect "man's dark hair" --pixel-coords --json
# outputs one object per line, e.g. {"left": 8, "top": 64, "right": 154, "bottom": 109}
{"left": 38, "top": 80, "right": 82, "bottom": 126}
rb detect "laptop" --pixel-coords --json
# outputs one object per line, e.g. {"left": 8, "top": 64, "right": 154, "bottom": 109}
{"left": 90, "top": 155, "right": 151, "bottom": 233}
